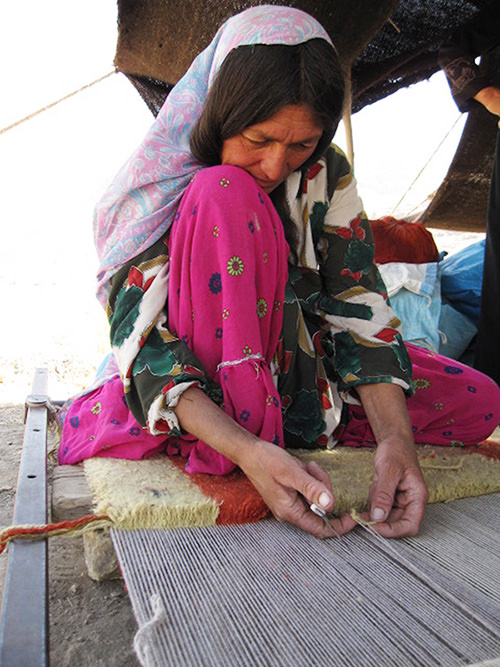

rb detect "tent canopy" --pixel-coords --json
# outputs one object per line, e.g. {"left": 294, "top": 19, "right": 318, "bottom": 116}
{"left": 114, "top": 0, "right": 498, "bottom": 230}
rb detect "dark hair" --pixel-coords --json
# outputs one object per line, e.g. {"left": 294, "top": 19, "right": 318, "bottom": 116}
{"left": 191, "top": 39, "right": 344, "bottom": 167}
{"left": 190, "top": 39, "right": 345, "bottom": 260}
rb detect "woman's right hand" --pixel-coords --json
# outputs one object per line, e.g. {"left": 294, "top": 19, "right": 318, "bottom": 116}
{"left": 175, "top": 386, "right": 356, "bottom": 538}
{"left": 236, "top": 439, "right": 357, "bottom": 538}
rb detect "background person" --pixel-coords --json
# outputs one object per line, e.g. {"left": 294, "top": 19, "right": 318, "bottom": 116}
{"left": 439, "top": 4, "right": 500, "bottom": 384}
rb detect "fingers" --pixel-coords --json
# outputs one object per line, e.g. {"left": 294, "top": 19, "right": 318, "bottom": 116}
{"left": 368, "top": 472, "right": 398, "bottom": 524}
{"left": 373, "top": 490, "right": 427, "bottom": 539}
{"left": 304, "top": 460, "right": 335, "bottom": 510}
{"left": 366, "top": 436, "right": 429, "bottom": 538}
{"left": 280, "top": 459, "right": 358, "bottom": 538}
{"left": 279, "top": 492, "right": 357, "bottom": 539}
{"left": 286, "top": 458, "right": 335, "bottom": 513}
{"left": 284, "top": 499, "right": 357, "bottom": 539}
{"left": 279, "top": 455, "right": 427, "bottom": 539}
{"left": 368, "top": 467, "right": 428, "bottom": 538}
{"left": 370, "top": 511, "right": 421, "bottom": 539}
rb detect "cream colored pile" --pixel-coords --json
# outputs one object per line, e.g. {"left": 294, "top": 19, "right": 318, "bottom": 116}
{"left": 84, "top": 457, "right": 220, "bottom": 529}
{"left": 294, "top": 445, "right": 500, "bottom": 514}
{"left": 84, "top": 445, "right": 500, "bottom": 530}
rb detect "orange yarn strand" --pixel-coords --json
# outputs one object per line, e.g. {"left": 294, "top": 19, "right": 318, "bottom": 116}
{"left": 0, "top": 514, "right": 112, "bottom": 555}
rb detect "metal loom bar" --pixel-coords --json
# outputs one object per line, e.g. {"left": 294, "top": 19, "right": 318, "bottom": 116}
{"left": 0, "top": 369, "right": 49, "bottom": 666}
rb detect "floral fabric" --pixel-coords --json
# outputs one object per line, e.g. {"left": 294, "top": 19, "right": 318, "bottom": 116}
{"left": 60, "top": 153, "right": 415, "bottom": 469}
{"left": 59, "top": 146, "right": 500, "bottom": 470}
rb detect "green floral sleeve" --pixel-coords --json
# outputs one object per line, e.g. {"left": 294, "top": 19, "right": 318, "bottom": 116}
{"left": 107, "top": 234, "right": 222, "bottom": 435}
{"left": 310, "top": 148, "right": 413, "bottom": 394}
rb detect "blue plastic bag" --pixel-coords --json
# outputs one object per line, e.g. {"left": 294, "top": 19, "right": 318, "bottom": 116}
{"left": 440, "top": 240, "right": 485, "bottom": 326}
{"left": 386, "top": 262, "right": 441, "bottom": 352}
{"left": 438, "top": 303, "right": 477, "bottom": 360}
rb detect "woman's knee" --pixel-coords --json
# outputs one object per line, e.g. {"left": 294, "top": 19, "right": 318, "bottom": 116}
{"left": 172, "top": 164, "right": 287, "bottom": 257}
{"left": 189, "top": 164, "right": 262, "bottom": 199}
{"left": 466, "top": 370, "right": 500, "bottom": 440}
{"left": 407, "top": 345, "right": 500, "bottom": 444}
{"left": 178, "top": 165, "right": 280, "bottom": 232}
{"left": 443, "top": 368, "right": 500, "bottom": 444}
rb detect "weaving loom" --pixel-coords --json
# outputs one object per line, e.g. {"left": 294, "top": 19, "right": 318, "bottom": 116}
{"left": 113, "top": 493, "right": 500, "bottom": 667}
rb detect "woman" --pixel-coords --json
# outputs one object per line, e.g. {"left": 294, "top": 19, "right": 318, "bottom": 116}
{"left": 60, "top": 5, "right": 500, "bottom": 539}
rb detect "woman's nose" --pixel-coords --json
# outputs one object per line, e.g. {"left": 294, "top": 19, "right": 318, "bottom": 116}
{"left": 260, "top": 146, "right": 289, "bottom": 182}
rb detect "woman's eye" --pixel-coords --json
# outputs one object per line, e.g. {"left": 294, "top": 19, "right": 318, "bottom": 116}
{"left": 246, "top": 137, "right": 267, "bottom": 146}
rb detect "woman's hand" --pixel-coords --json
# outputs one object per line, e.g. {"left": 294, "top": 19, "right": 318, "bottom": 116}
{"left": 356, "top": 383, "right": 429, "bottom": 537}
{"left": 175, "top": 386, "right": 356, "bottom": 538}
{"left": 237, "top": 439, "right": 357, "bottom": 538}
{"left": 367, "top": 435, "right": 429, "bottom": 537}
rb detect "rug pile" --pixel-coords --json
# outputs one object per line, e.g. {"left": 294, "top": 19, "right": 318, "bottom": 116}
{"left": 83, "top": 442, "right": 500, "bottom": 530}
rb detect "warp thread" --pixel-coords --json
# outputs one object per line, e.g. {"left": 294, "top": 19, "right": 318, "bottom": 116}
{"left": 351, "top": 514, "right": 500, "bottom": 638}
{"left": 0, "top": 514, "right": 112, "bottom": 555}
{"left": 134, "top": 593, "right": 168, "bottom": 666}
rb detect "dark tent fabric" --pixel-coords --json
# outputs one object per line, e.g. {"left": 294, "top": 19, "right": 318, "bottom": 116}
{"left": 113, "top": 0, "right": 498, "bottom": 230}
{"left": 422, "top": 105, "right": 498, "bottom": 231}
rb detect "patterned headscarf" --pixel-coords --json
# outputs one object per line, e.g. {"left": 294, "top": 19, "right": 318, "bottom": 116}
{"left": 94, "top": 5, "right": 333, "bottom": 305}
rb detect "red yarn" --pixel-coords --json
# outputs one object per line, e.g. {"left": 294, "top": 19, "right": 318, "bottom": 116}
{"left": 0, "top": 514, "right": 110, "bottom": 555}
{"left": 370, "top": 216, "right": 440, "bottom": 265}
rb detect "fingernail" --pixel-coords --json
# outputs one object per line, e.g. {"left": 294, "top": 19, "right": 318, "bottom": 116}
{"left": 371, "top": 507, "right": 385, "bottom": 522}
{"left": 318, "top": 491, "right": 331, "bottom": 509}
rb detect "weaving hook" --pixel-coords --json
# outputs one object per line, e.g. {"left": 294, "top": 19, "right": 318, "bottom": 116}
{"left": 310, "top": 503, "right": 343, "bottom": 540}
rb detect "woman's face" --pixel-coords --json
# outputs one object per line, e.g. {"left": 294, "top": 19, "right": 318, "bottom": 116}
{"left": 221, "top": 104, "right": 323, "bottom": 194}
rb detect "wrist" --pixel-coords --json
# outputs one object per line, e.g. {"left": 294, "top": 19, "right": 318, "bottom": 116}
{"left": 375, "top": 433, "right": 419, "bottom": 469}
{"left": 232, "top": 436, "right": 271, "bottom": 471}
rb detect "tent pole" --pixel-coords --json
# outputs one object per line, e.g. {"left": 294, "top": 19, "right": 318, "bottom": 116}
{"left": 343, "top": 69, "right": 354, "bottom": 169}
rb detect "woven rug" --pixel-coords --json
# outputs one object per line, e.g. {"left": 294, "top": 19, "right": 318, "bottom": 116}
{"left": 82, "top": 440, "right": 500, "bottom": 530}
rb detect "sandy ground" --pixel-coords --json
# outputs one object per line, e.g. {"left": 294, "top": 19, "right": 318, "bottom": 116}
{"left": 0, "top": 227, "right": 485, "bottom": 665}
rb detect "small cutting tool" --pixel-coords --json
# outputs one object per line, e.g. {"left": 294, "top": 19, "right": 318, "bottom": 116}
{"left": 310, "top": 503, "right": 343, "bottom": 539}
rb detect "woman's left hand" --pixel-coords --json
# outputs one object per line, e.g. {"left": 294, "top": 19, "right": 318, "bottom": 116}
{"left": 356, "top": 382, "right": 429, "bottom": 538}
{"left": 367, "top": 436, "right": 429, "bottom": 537}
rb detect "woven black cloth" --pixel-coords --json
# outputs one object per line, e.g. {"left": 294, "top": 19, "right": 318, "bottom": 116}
{"left": 115, "top": 0, "right": 496, "bottom": 115}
